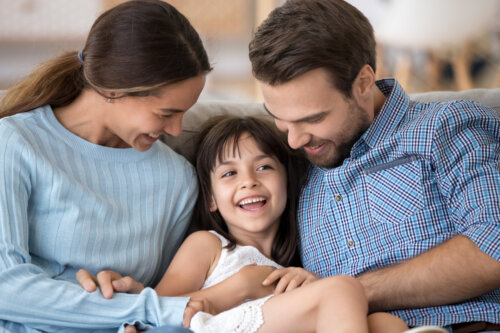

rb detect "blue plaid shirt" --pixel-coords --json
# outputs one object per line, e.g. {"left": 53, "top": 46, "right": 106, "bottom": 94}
{"left": 298, "top": 79, "right": 500, "bottom": 327}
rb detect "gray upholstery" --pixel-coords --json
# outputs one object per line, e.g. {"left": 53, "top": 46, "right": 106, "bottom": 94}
{"left": 164, "top": 87, "right": 500, "bottom": 162}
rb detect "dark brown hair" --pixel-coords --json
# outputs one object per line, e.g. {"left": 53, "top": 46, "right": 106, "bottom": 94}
{"left": 193, "top": 115, "right": 308, "bottom": 267}
{"left": 0, "top": 0, "right": 211, "bottom": 118}
{"left": 249, "top": 0, "right": 375, "bottom": 97}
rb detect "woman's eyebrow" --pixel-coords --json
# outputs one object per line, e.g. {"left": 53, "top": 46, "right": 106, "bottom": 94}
{"left": 159, "top": 108, "right": 185, "bottom": 113}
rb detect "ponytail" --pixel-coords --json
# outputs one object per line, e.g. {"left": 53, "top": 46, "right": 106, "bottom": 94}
{"left": 0, "top": 51, "right": 85, "bottom": 119}
{"left": 0, "top": 0, "right": 211, "bottom": 119}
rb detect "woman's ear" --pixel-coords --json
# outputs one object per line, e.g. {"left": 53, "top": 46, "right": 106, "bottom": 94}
{"left": 209, "top": 196, "right": 218, "bottom": 212}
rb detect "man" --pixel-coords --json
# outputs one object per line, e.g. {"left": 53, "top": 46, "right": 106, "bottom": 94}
{"left": 249, "top": 0, "right": 500, "bottom": 331}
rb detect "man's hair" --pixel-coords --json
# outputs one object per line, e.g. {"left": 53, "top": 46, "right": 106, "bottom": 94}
{"left": 249, "top": 0, "right": 375, "bottom": 97}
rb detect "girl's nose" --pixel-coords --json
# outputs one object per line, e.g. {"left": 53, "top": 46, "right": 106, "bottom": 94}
{"left": 240, "top": 172, "right": 259, "bottom": 189}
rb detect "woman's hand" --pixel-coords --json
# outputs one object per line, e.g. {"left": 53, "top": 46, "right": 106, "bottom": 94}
{"left": 262, "top": 267, "right": 320, "bottom": 295}
{"left": 76, "top": 269, "right": 144, "bottom": 299}
{"left": 236, "top": 264, "right": 277, "bottom": 299}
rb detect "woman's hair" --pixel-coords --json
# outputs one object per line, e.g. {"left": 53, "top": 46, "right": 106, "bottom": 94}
{"left": 193, "top": 115, "right": 309, "bottom": 267}
{"left": 249, "top": 0, "right": 375, "bottom": 97}
{"left": 0, "top": 0, "right": 211, "bottom": 118}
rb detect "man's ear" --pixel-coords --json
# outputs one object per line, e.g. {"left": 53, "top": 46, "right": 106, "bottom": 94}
{"left": 209, "top": 196, "right": 218, "bottom": 212}
{"left": 352, "top": 64, "right": 375, "bottom": 100}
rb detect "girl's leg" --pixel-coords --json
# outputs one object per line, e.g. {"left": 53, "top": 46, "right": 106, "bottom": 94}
{"left": 258, "top": 275, "right": 369, "bottom": 333}
{"left": 368, "top": 312, "right": 409, "bottom": 333}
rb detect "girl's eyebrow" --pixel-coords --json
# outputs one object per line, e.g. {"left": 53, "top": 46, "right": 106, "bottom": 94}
{"left": 215, "top": 154, "right": 274, "bottom": 168}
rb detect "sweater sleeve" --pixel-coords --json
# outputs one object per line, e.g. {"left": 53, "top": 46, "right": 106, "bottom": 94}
{"left": 0, "top": 123, "right": 188, "bottom": 331}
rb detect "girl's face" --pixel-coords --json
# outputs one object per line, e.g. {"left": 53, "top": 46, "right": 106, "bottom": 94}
{"left": 210, "top": 133, "right": 288, "bottom": 244}
{"left": 103, "top": 75, "right": 205, "bottom": 151}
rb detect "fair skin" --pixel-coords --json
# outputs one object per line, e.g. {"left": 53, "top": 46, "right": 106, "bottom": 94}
{"left": 78, "top": 133, "right": 409, "bottom": 332}
{"left": 259, "top": 66, "right": 500, "bottom": 312}
{"left": 54, "top": 75, "right": 206, "bottom": 150}
{"left": 61, "top": 75, "right": 213, "bottom": 327}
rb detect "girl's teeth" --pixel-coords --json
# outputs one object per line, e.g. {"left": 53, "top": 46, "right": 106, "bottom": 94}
{"left": 239, "top": 197, "right": 265, "bottom": 205}
{"left": 148, "top": 133, "right": 159, "bottom": 138}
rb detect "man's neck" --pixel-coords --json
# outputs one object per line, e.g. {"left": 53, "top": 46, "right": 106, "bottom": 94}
{"left": 372, "top": 85, "right": 387, "bottom": 118}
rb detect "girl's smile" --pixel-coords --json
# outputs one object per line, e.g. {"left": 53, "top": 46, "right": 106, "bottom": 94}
{"left": 209, "top": 133, "right": 287, "bottom": 245}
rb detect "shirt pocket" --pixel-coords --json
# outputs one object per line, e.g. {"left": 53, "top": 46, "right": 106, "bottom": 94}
{"left": 364, "top": 156, "right": 424, "bottom": 225}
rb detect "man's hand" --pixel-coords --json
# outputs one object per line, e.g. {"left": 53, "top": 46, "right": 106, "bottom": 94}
{"left": 236, "top": 264, "right": 277, "bottom": 299}
{"left": 262, "top": 267, "right": 320, "bottom": 295}
{"left": 183, "top": 297, "right": 215, "bottom": 328}
{"left": 76, "top": 269, "right": 144, "bottom": 299}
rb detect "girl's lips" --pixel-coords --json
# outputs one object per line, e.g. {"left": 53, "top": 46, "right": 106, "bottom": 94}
{"left": 304, "top": 143, "right": 326, "bottom": 155}
{"left": 237, "top": 196, "right": 268, "bottom": 212}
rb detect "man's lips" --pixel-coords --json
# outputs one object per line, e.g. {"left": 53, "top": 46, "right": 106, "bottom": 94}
{"left": 303, "top": 143, "right": 327, "bottom": 155}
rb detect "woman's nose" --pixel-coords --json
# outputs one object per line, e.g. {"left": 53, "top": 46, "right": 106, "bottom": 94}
{"left": 163, "top": 115, "right": 183, "bottom": 137}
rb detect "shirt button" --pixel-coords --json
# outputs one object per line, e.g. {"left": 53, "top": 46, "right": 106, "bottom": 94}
{"left": 334, "top": 195, "right": 342, "bottom": 202}
{"left": 347, "top": 240, "right": 355, "bottom": 248}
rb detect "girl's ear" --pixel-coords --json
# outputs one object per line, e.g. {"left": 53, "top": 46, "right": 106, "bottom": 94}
{"left": 209, "top": 196, "right": 218, "bottom": 212}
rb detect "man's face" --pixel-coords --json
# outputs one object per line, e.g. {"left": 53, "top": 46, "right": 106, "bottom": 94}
{"left": 261, "top": 68, "right": 373, "bottom": 168}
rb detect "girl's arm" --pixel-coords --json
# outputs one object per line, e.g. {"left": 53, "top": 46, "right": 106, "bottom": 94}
{"left": 155, "top": 231, "right": 276, "bottom": 314}
{"left": 263, "top": 266, "right": 321, "bottom": 295}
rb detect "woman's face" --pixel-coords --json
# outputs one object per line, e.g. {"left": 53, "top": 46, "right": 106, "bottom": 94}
{"left": 104, "top": 75, "right": 205, "bottom": 151}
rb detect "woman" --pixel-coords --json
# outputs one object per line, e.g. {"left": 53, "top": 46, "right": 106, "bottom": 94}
{"left": 0, "top": 0, "right": 211, "bottom": 332}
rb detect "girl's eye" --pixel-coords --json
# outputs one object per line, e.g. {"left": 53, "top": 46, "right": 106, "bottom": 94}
{"left": 257, "top": 164, "right": 273, "bottom": 171}
{"left": 160, "top": 114, "right": 173, "bottom": 119}
{"left": 221, "top": 171, "right": 236, "bottom": 178}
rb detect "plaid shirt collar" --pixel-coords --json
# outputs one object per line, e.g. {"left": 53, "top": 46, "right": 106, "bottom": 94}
{"left": 351, "top": 78, "right": 411, "bottom": 158}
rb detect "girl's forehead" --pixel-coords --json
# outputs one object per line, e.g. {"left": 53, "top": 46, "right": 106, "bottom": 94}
{"left": 216, "top": 133, "right": 273, "bottom": 164}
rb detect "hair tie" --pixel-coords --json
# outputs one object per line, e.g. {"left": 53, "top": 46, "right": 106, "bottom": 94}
{"left": 77, "top": 50, "right": 84, "bottom": 63}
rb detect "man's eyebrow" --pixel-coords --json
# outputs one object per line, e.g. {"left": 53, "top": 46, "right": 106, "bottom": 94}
{"left": 262, "top": 103, "right": 329, "bottom": 124}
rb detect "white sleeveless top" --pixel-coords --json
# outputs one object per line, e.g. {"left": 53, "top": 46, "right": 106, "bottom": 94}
{"left": 190, "top": 231, "right": 283, "bottom": 333}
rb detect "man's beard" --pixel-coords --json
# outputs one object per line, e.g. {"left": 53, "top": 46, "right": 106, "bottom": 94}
{"left": 305, "top": 103, "right": 371, "bottom": 168}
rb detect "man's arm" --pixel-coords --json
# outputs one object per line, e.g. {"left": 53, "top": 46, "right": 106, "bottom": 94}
{"left": 358, "top": 235, "right": 500, "bottom": 312}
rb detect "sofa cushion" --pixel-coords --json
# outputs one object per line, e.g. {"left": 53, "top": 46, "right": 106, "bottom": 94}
{"left": 163, "top": 88, "right": 500, "bottom": 162}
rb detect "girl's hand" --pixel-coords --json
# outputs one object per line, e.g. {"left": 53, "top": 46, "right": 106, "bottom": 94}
{"left": 76, "top": 269, "right": 144, "bottom": 299}
{"left": 262, "top": 267, "right": 320, "bottom": 295}
{"left": 236, "top": 264, "right": 277, "bottom": 299}
{"left": 182, "top": 296, "right": 215, "bottom": 328}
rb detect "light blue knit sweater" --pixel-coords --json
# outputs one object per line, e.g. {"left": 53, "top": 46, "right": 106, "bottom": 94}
{"left": 0, "top": 105, "right": 197, "bottom": 332}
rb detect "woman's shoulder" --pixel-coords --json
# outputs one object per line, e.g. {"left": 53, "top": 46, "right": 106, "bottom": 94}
{"left": 156, "top": 141, "right": 196, "bottom": 172}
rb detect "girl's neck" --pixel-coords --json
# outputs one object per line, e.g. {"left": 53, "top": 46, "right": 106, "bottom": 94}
{"left": 230, "top": 223, "right": 279, "bottom": 259}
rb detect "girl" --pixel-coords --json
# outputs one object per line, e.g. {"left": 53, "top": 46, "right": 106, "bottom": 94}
{"left": 153, "top": 115, "right": 414, "bottom": 333}
{"left": 0, "top": 0, "right": 210, "bottom": 332}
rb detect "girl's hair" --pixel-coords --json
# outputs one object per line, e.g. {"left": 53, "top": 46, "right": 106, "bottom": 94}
{"left": 193, "top": 115, "right": 309, "bottom": 267}
{"left": 0, "top": 0, "right": 211, "bottom": 118}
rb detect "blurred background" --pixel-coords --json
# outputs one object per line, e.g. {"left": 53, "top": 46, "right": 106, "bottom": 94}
{"left": 1, "top": 0, "right": 499, "bottom": 102}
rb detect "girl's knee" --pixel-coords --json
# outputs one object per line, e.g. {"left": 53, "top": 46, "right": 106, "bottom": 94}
{"left": 316, "top": 275, "right": 366, "bottom": 301}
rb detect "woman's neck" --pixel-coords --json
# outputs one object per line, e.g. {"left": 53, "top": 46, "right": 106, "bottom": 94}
{"left": 53, "top": 89, "right": 127, "bottom": 148}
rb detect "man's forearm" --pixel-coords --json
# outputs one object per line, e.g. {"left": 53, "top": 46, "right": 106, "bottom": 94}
{"left": 358, "top": 235, "right": 500, "bottom": 312}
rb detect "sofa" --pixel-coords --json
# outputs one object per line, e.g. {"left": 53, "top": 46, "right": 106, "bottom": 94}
{"left": 163, "top": 86, "right": 500, "bottom": 162}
